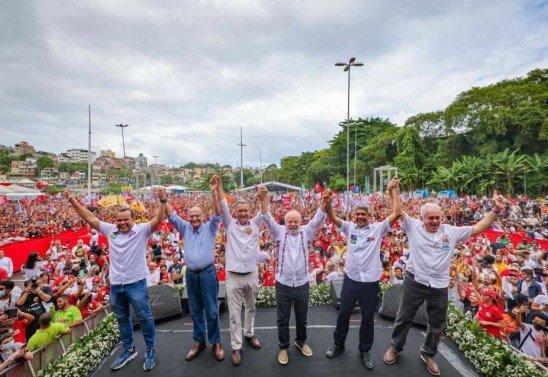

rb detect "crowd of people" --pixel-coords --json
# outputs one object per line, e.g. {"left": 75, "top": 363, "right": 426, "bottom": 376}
{"left": 0, "top": 184, "right": 545, "bottom": 373}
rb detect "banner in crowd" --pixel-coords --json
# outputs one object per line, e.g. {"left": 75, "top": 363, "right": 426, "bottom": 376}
{"left": 481, "top": 229, "right": 548, "bottom": 250}
{"left": 2, "top": 230, "right": 107, "bottom": 273}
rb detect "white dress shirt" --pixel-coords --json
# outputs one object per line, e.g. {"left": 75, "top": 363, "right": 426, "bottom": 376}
{"left": 220, "top": 199, "right": 263, "bottom": 273}
{"left": 402, "top": 214, "right": 472, "bottom": 289}
{"left": 263, "top": 209, "right": 326, "bottom": 287}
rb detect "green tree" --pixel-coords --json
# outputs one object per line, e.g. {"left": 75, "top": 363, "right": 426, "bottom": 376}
{"left": 492, "top": 149, "right": 528, "bottom": 194}
{"left": 36, "top": 156, "right": 54, "bottom": 170}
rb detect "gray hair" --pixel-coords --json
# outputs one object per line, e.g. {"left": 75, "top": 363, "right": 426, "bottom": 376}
{"left": 419, "top": 203, "right": 442, "bottom": 218}
{"left": 284, "top": 210, "right": 301, "bottom": 224}
{"left": 353, "top": 203, "right": 370, "bottom": 213}
{"left": 234, "top": 200, "right": 250, "bottom": 208}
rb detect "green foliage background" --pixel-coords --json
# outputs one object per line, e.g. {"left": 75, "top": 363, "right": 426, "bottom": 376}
{"left": 264, "top": 69, "right": 547, "bottom": 195}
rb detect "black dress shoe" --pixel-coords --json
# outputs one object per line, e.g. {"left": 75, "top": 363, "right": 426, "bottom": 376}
{"left": 361, "top": 352, "right": 374, "bottom": 370}
{"left": 325, "top": 344, "right": 344, "bottom": 358}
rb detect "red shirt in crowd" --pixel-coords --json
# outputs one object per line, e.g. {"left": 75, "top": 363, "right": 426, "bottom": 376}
{"left": 217, "top": 269, "right": 226, "bottom": 282}
{"left": 13, "top": 319, "right": 28, "bottom": 344}
{"left": 263, "top": 272, "right": 275, "bottom": 287}
{"left": 477, "top": 303, "right": 504, "bottom": 338}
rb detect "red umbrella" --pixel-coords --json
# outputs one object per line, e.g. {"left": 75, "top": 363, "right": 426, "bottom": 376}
{"left": 36, "top": 181, "right": 49, "bottom": 190}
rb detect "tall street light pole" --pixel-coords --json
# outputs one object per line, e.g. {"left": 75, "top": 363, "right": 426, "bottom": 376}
{"left": 335, "top": 57, "right": 363, "bottom": 191}
{"left": 238, "top": 126, "right": 246, "bottom": 188}
{"left": 115, "top": 124, "right": 129, "bottom": 159}
{"left": 152, "top": 155, "right": 158, "bottom": 186}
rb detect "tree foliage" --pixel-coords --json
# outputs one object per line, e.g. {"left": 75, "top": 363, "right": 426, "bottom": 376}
{"left": 270, "top": 68, "right": 547, "bottom": 196}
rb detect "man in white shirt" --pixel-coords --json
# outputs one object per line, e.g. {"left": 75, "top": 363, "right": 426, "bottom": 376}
{"left": 71, "top": 239, "right": 90, "bottom": 260}
{"left": 325, "top": 177, "right": 401, "bottom": 370}
{"left": 260, "top": 189, "right": 329, "bottom": 365}
{"left": 89, "top": 229, "right": 99, "bottom": 254}
{"left": 214, "top": 176, "right": 266, "bottom": 366}
{"left": 65, "top": 188, "right": 167, "bottom": 372}
{"left": 514, "top": 306, "right": 547, "bottom": 360}
{"left": 146, "top": 262, "right": 160, "bottom": 287}
{"left": 384, "top": 191, "right": 507, "bottom": 376}
{"left": 0, "top": 250, "right": 13, "bottom": 278}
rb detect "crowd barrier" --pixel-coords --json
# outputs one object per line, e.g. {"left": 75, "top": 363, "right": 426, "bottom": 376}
{"left": 1, "top": 230, "right": 107, "bottom": 273}
{"left": 508, "top": 343, "right": 548, "bottom": 373}
{"left": 0, "top": 306, "right": 111, "bottom": 377}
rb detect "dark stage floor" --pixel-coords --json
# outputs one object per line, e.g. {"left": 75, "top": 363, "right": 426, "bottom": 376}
{"left": 93, "top": 306, "right": 478, "bottom": 377}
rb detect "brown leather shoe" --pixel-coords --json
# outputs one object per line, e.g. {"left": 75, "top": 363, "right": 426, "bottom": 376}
{"left": 421, "top": 354, "right": 441, "bottom": 376}
{"left": 231, "top": 349, "right": 242, "bottom": 366}
{"left": 213, "top": 343, "right": 225, "bottom": 361}
{"left": 185, "top": 342, "right": 206, "bottom": 361}
{"left": 245, "top": 336, "right": 261, "bottom": 349}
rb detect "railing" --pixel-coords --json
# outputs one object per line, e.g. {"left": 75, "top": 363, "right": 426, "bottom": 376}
{"left": 0, "top": 306, "right": 111, "bottom": 377}
{"left": 508, "top": 343, "right": 548, "bottom": 373}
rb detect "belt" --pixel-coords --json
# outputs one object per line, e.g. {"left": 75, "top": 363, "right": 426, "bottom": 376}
{"left": 188, "top": 264, "right": 213, "bottom": 274}
{"left": 228, "top": 271, "right": 253, "bottom": 276}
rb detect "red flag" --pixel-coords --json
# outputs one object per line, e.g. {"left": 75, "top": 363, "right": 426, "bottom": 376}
{"left": 314, "top": 180, "right": 324, "bottom": 193}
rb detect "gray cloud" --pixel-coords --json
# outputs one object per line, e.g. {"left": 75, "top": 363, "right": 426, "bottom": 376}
{"left": 0, "top": 0, "right": 546, "bottom": 167}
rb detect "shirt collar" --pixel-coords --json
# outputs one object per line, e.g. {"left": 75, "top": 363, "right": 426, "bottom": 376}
{"left": 113, "top": 224, "right": 137, "bottom": 235}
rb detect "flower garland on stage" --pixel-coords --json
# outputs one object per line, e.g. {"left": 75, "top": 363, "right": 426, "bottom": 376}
{"left": 37, "top": 314, "right": 120, "bottom": 377}
{"left": 445, "top": 303, "right": 544, "bottom": 377}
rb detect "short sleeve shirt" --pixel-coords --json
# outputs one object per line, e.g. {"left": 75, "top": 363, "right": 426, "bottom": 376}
{"left": 402, "top": 215, "right": 472, "bottom": 288}
{"left": 99, "top": 222, "right": 151, "bottom": 285}
{"left": 477, "top": 303, "right": 504, "bottom": 338}
{"left": 53, "top": 305, "right": 82, "bottom": 326}
{"left": 340, "top": 220, "right": 391, "bottom": 282}
{"left": 27, "top": 323, "right": 68, "bottom": 351}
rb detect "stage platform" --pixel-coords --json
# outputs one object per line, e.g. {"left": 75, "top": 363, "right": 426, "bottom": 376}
{"left": 93, "top": 306, "right": 478, "bottom": 377}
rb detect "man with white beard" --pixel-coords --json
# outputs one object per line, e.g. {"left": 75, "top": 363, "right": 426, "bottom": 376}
{"left": 259, "top": 189, "right": 329, "bottom": 365}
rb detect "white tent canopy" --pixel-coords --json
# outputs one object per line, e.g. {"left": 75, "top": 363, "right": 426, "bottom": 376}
{"left": 0, "top": 184, "right": 44, "bottom": 199}
{"left": 237, "top": 181, "right": 302, "bottom": 193}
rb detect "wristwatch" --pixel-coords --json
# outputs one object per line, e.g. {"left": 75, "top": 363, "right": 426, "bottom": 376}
{"left": 159, "top": 199, "right": 167, "bottom": 204}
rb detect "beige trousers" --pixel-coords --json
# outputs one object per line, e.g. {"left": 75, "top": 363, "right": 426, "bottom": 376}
{"left": 226, "top": 270, "right": 259, "bottom": 350}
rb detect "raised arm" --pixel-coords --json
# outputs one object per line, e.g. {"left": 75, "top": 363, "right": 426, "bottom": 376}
{"left": 258, "top": 186, "right": 269, "bottom": 215}
{"left": 471, "top": 191, "right": 506, "bottom": 236}
{"left": 215, "top": 173, "right": 226, "bottom": 201}
{"left": 324, "top": 190, "right": 342, "bottom": 228}
{"left": 149, "top": 189, "right": 167, "bottom": 232}
{"left": 304, "top": 191, "right": 328, "bottom": 238}
{"left": 210, "top": 175, "right": 221, "bottom": 217}
{"left": 386, "top": 177, "right": 402, "bottom": 227}
{"left": 63, "top": 190, "right": 100, "bottom": 231}
{"left": 260, "top": 190, "right": 284, "bottom": 239}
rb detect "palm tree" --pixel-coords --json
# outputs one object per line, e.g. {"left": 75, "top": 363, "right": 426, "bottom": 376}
{"left": 526, "top": 153, "right": 548, "bottom": 195}
{"left": 492, "top": 149, "right": 528, "bottom": 195}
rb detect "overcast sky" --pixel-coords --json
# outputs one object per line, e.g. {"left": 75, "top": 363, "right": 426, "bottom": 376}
{"left": 1, "top": 1, "right": 546, "bottom": 168}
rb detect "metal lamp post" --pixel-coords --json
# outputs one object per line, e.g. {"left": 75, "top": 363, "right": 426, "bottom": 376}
{"left": 335, "top": 58, "right": 363, "bottom": 191}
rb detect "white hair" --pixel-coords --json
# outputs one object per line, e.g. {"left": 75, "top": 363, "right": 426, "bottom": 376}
{"left": 284, "top": 210, "right": 301, "bottom": 224}
{"left": 420, "top": 203, "right": 442, "bottom": 218}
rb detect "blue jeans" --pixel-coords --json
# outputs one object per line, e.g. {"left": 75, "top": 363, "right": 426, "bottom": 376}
{"left": 185, "top": 264, "right": 221, "bottom": 344}
{"left": 333, "top": 275, "right": 378, "bottom": 352}
{"left": 110, "top": 279, "right": 156, "bottom": 351}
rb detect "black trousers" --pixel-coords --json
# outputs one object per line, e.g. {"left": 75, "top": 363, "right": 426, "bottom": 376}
{"left": 333, "top": 275, "right": 379, "bottom": 352}
{"left": 276, "top": 281, "right": 309, "bottom": 349}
